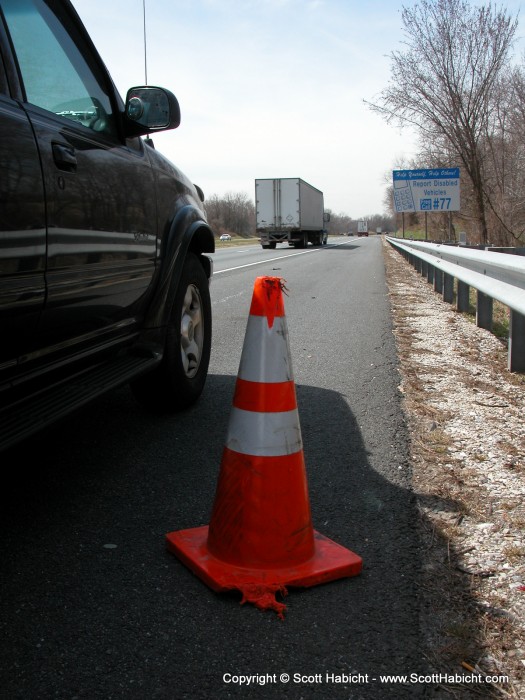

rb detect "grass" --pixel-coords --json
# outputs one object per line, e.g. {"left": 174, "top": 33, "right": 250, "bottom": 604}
{"left": 391, "top": 229, "right": 427, "bottom": 240}
{"left": 503, "top": 543, "right": 525, "bottom": 563}
{"left": 215, "top": 234, "right": 344, "bottom": 249}
{"left": 455, "top": 285, "right": 510, "bottom": 342}
{"left": 390, "top": 228, "right": 456, "bottom": 241}
{"left": 215, "top": 236, "right": 259, "bottom": 248}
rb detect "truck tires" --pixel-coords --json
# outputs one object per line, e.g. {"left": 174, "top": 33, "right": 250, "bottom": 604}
{"left": 292, "top": 233, "right": 308, "bottom": 248}
{"left": 131, "top": 252, "right": 212, "bottom": 412}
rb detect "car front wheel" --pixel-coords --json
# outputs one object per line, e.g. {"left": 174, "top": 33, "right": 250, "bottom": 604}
{"left": 131, "top": 252, "right": 211, "bottom": 412}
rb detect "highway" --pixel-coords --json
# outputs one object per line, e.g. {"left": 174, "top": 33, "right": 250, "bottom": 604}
{"left": 211, "top": 239, "right": 346, "bottom": 274}
{"left": 0, "top": 236, "right": 425, "bottom": 699}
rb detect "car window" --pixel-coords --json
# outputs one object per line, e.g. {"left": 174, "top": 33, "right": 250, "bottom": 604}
{"left": 2, "top": 0, "right": 116, "bottom": 137}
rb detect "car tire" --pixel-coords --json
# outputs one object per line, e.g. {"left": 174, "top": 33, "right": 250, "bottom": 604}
{"left": 131, "top": 252, "right": 211, "bottom": 412}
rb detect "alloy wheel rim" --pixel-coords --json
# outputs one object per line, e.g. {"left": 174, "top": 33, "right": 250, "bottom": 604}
{"left": 180, "top": 284, "right": 204, "bottom": 378}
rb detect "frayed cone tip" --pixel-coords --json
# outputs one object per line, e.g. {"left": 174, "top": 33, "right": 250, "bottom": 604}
{"left": 239, "top": 583, "right": 289, "bottom": 619}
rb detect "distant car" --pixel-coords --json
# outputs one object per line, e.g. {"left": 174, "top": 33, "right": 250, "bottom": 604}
{"left": 219, "top": 234, "right": 232, "bottom": 241}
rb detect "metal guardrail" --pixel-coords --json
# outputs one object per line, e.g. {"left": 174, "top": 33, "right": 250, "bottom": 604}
{"left": 386, "top": 236, "right": 525, "bottom": 372}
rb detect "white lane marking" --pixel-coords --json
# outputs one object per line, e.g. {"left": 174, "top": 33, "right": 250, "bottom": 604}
{"left": 213, "top": 241, "right": 347, "bottom": 275}
{"left": 211, "top": 290, "right": 246, "bottom": 305}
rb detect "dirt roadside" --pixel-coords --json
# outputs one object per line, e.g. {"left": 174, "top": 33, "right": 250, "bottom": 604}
{"left": 382, "top": 238, "right": 525, "bottom": 699}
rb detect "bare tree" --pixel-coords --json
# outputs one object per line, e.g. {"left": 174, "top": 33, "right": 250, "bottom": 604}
{"left": 367, "top": 0, "right": 518, "bottom": 244}
{"left": 486, "top": 64, "right": 525, "bottom": 243}
{"left": 205, "top": 191, "right": 256, "bottom": 237}
{"left": 325, "top": 210, "right": 354, "bottom": 234}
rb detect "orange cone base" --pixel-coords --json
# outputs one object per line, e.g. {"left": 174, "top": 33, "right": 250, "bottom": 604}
{"left": 166, "top": 526, "right": 362, "bottom": 619}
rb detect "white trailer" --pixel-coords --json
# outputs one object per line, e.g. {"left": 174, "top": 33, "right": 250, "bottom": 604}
{"left": 255, "top": 178, "right": 328, "bottom": 249}
{"left": 357, "top": 220, "right": 369, "bottom": 237}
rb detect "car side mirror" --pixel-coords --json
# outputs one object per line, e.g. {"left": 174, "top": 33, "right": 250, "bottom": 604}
{"left": 124, "top": 86, "right": 181, "bottom": 135}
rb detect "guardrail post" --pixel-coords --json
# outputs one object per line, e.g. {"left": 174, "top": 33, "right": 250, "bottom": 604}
{"left": 443, "top": 273, "right": 454, "bottom": 303}
{"left": 421, "top": 260, "right": 428, "bottom": 278}
{"left": 457, "top": 280, "right": 470, "bottom": 312}
{"left": 434, "top": 268, "right": 443, "bottom": 294}
{"left": 476, "top": 291, "right": 493, "bottom": 331}
{"left": 509, "top": 310, "right": 525, "bottom": 372}
{"left": 427, "top": 265, "right": 434, "bottom": 285}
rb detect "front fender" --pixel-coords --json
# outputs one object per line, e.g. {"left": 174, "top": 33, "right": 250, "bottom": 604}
{"left": 144, "top": 204, "right": 214, "bottom": 333}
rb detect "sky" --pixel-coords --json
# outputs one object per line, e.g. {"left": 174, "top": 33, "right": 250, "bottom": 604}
{"left": 70, "top": 0, "right": 525, "bottom": 219}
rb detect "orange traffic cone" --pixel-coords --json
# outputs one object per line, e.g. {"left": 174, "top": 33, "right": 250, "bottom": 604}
{"left": 166, "top": 276, "right": 362, "bottom": 617}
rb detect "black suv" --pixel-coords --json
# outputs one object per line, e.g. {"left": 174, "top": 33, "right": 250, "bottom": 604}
{"left": 0, "top": 0, "right": 215, "bottom": 451}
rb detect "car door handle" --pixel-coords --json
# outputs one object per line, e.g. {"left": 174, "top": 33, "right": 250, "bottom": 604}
{"left": 52, "top": 143, "right": 77, "bottom": 171}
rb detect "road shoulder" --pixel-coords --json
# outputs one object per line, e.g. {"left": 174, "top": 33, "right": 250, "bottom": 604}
{"left": 383, "top": 237, "right": 525, "bottom": 699}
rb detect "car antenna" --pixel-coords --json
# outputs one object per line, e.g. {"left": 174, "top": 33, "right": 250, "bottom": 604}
{"left": 143, "top": 0, "right": 148, "bottom": 84}
{"left": 142, "top": 0, "right": 155, "bottom": 149}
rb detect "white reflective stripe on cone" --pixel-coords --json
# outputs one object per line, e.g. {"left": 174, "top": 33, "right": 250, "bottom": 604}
{"left": 225, "top": 407, "right": 303, "bottom": 457}
{"left": 238, "top": 315, "right": 294, "bottom": 384}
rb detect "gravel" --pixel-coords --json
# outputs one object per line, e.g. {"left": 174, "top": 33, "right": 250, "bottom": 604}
{"left": 383, "top": 238, "right": 525, "bottom": 699}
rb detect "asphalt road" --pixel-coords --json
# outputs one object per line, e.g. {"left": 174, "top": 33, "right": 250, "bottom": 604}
{"left": 0, "top": 237, "right": 426, "bottom": 699}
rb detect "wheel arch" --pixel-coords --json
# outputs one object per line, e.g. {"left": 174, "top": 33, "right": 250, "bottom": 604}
{"left": 142, "top": 205, "right": 215, "bottom": 337}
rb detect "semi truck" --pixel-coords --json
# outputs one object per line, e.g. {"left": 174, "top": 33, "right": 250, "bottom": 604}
{"left": 255, "top": 178, "right": 329, "bottom": 249}
{"left": 357, "top": 220, "right": 369, "bottom": 237}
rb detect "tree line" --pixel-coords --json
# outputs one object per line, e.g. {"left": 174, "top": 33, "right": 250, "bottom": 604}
{"left": 204, "top": 192, "right": 393, "bottom": 238}
{"left": 368, "top": 0, "right": 525, "bottom": 246}
{"left": 324, "top": 211, "right": 394, "bottom": 235}
{"left": 204, "top": 192, "right": 256, "bottom": 238}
